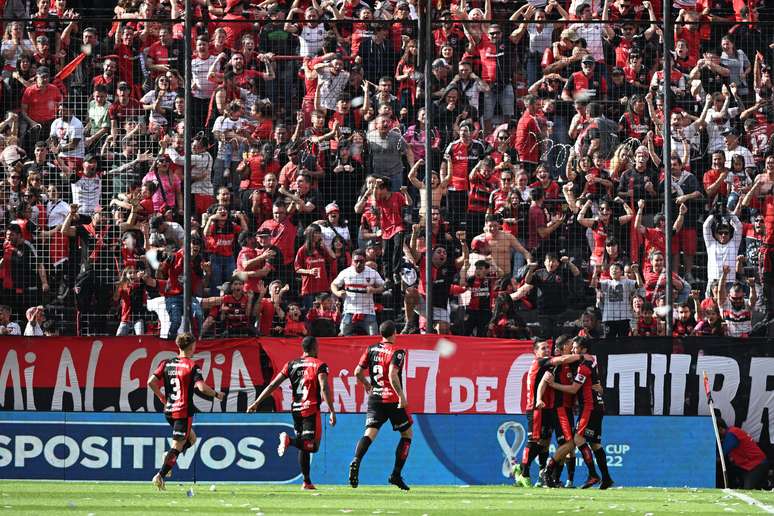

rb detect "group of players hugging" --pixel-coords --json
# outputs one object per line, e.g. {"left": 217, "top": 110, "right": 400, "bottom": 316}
{"left": 517, "top": 336, "right": 613, "bottom": 489}
{"left": 145, "top": 323, "right": 608, "bottom": 490}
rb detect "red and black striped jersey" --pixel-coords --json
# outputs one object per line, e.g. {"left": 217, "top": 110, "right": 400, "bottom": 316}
{"left": 153, "top": 356, "right": 203, "bottom": 419}
{"left": 465, "top": 275, "right": 494, "bottom": 311}
{"left": 635, "top": 316, "right": 659, "bottom": 336}
{"left": 525, "top": 356, "right": 554, "bottom": 411}
{"left": 281, "top": 357, "right": 329, "bottom": 417}
{"left": 572, "top": 359, "right": 604, "bottom": 410}
{"left": 553, "top": 362, "right": 575, "bottom": 409}
{"left": 358, "top": 342, "right": 406, "bottom": 403}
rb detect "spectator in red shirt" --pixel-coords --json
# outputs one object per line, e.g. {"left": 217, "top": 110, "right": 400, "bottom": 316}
{"left": 20, "top": 67, "right": 62, "bottom": 148}
{"left": 294, "top": 223, "right": 336, "bottom": 310}
{"left": 514, "top": 95, "right": 545, "bottom": 174}
{"left": 718, "top": 418, "right": 769, "bottom": 490}
{"left": 259, "top": 200, "right": 298, "bottom": 272}
{"left": 203, "top": 205, "right": 242, "bottom": 296}
{"left": 371, "top": 177, "right": 412, "bottom": 287}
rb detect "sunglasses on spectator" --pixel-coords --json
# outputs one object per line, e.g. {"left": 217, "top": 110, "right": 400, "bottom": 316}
{"left": 717, "top": 231, "right": 730, "bottom": 236}
{"left": 730, "top": 296, "right": 745, "bottom": 302}
{"left": 497, "top": 135, "right": 509, "bottom": 140}
{"left": 489, "top": 31, "right": 501, "bottom": 35}
{"left": 9, "top": 175, "right": 20, "bottom": 179}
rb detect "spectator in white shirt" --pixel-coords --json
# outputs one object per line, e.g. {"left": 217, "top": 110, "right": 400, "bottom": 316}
{"left": 0, "top": 305, "right": 21, "bottom": 335}
{"left": 703, "top": 212, "right": 743, "bottom": 296}
{"left": 314, "top": 54, "right": 350, "bottom": 111}
{"left": 330, "top": 248, "right": 385, "bottom": 336}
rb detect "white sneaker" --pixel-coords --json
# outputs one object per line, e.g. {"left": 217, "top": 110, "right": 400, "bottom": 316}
{"left": 565, "top": 479, "right": 575, "bottom": 488}
{"left": 278, "top": 432, "right": 290, "bottom": 457}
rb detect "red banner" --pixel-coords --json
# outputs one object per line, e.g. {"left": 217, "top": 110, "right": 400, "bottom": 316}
{"left": 0, "top": 336, "right": 535, "bottom": 414}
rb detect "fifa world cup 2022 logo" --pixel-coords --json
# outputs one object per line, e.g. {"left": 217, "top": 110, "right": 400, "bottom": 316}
{"left": 497, "top": 421, "right": 526, "bottom": 478}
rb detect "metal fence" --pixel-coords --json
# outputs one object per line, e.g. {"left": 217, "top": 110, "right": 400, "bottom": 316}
{"left": 0, "top": 4, "right": 770, "bottom": 338}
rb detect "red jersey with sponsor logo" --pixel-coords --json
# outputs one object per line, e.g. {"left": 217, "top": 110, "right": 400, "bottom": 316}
{"left": 573, "top": 361, "right": 595, "bottom": 410}
{"left": 153, "top": 356, "right": 203, "bottom": 419}
{"left": 553, "top": 362, "right": 575, "bottom": 409}
{"left": 635, "top": 316, "right": 659, "bottom": 336}
{"left": 294, "top": 245, "right": 334, "bottom": 296}
{"left": 212, "top": 293, "right": 250, "bottom": 328}
{"left": 468, "top": 173, "right": 499, "bottom": 213}
{"left": 465, "top": 275, "right": 494, "bottom": 310}
{"left": 525, "top": 356, "right": 554, "bottom": 410}
{"left": 358, "top": 342, "right": 406, "bottom": 403}
{"left": 206, "top": 221, "right": 241, "bottom": 257}
{"left": 281, "top": 356, "right": 329, "bottom": 417}
{"left": 443, "top": 139, "right": 486, "bottom": 191}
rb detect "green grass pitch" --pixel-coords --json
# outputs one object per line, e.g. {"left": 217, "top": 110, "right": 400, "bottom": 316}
{"left": 2, "top": 482, "right": 774, "bottom": 515}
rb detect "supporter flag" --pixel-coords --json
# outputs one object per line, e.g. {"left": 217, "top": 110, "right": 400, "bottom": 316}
{"left": 56, "top": 52, "right": 87, "bottom": 82}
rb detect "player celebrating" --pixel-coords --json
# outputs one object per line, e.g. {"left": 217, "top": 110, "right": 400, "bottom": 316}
{"left": 513, "top": 339, "right": 586, "bottom": 488}
{"left": 349, "top": 320, "right": 412, "bottom": 491}
{"left": 542, "top": 337, "right": 614, "bottom": 489}
{"left": 549, "top": 335, "right": 578, "bottom": 488}
{"left": 247, "top": 336, "right": 336, "bottom": 490}
{"left": 147, "top": 333, "right": 225, "bottom": 491}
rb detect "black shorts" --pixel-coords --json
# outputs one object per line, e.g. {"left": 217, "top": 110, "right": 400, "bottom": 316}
{"left": 555, "top": 406, "right": 575, "bottom": 445}
{"left": 292, "top": 412, "right": 322, "bottom": 442}
{"left": 365, "top": 398, "right": 413, "bottom": 431}
{"left": 577, "top": 408, "right": 604, "bottom": 444}
{"left": 526, "top": 408, "right": 555, "bottom": 442}
{"left": 166, "top": 416, "right": 192, "bottom": 441}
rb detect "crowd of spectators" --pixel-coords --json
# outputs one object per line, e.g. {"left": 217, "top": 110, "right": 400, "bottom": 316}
{"left": 0, "top": 0, "right": 771, "bottom": 339}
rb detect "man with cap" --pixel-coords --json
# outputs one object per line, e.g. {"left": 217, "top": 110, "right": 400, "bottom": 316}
{"left": 703, "top": 208, "right": 743, "bottom": 296}
{"left": 254, "top": 226, "right": 284, "bottom": 285}
{"left": 67, "top": 154, "right": 102, "bottom": 216}
{"left": 542, "top": 28, "right": 585, "bottom": 76}
{"left": 722, "top": 128, "right": 755, "bottom": 172}
{"left": 562, "top": 55, "right": 607, "bottom": 103}
{"left": 331, "top": 248, "right": 385, "bottom": 336}
{"left": 49, "top": 97, "right": 85, "bottom": 173}
{"left": 317, "top": 202, "right": 351, "bottom": 249}
{"left": 20, "top": 66, "right": 62, "bottom": 147}
{"left": 109, "top": 81, "right": 143, "bottom": 140}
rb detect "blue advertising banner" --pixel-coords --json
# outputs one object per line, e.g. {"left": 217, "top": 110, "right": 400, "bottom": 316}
{"left": 0, "top": 412, "right": 714, "bottom": 487}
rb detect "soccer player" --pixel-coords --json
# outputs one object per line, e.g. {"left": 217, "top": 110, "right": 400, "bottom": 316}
{"left": 542, "top": 337, "right": 614, "bottom": 489}
{"left": 349, "top": 320, "right": 412, "bottom": 491}
{"left": 549, "top": 335, "right": 578, "bottom": 488}
{"left": 147, "top": 333, "right": 225, "bottom": 490}
{"left": 247, "top": 336, "right": 336, "bottom": 490}
{"left": 513, "top": 339, "right": 586, "bottom": 488}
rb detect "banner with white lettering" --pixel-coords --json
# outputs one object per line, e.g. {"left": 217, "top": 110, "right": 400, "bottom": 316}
{"left": 0, "top": 335, "right": 534, "bottom": 415}
{"left": 1, "top": 336, "right": 772, "bottom": 447}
